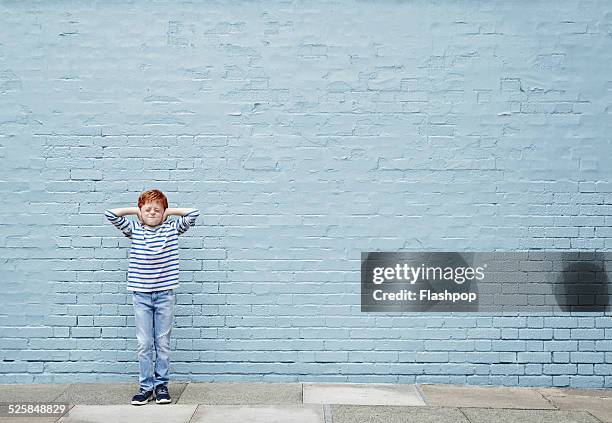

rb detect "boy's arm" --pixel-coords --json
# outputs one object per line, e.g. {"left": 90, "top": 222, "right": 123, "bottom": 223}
{"left": 165, "top": 208, "right": 199, "bottom": 235}
{"left": 164, "top": 208, "right": 197, "bottom": 218}
{"left": 104, "top": 207, "right": 139, "bottom": 238}
{"left": 108, "top": 207, "right": 140, "bottom": 218}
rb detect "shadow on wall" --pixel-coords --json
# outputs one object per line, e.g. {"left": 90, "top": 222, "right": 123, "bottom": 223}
{"left": 555, "top": 252, "right": 610, "bottom": 312}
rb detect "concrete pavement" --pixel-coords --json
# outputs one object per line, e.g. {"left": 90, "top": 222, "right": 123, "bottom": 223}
{"left": 0, "top": 381, "right": 610, "bottom": 422}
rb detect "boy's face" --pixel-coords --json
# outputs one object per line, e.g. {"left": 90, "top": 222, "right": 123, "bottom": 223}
{"left": 140, "top": 200, "right": 165, "bottom": 227}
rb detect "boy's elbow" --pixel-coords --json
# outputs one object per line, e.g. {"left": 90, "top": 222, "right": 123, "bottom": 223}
{"left": 185, "top": 208, "right": 200, "bottom": 221}
{"left": 191, "top": 209, "right": 200, "bottom": 223}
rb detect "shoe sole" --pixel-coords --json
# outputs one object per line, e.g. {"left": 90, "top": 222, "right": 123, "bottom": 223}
{"left": 155, "top": 398, "right": 172, "bottom": 404}
{"left": 131, "top": 396, "right": 153, "bottom": 406}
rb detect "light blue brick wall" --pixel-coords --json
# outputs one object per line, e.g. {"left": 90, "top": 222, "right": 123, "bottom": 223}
{"left": 1, "top": 0, "right": 611, "bottom": 387}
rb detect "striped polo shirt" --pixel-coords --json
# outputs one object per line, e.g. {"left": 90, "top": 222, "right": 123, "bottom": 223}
{"left": 104, "top": 208, "right": 199, "bottom": 292}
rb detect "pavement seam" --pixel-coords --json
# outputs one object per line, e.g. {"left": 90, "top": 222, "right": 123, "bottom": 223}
{"left": 323, "top": 404, "right": 333, "bottom": 423}
{"left": 536, "top": 389, "right": 559, "bottom": 409}
{"left": 182, "top": 381, "right": 193, "bottom": 420}
{"left": 186, "top": 403, "right": 199, "bottom": 423}
{"left": 53, "top": 383, "right": 72, "bottom": 402}
{"left": 55, "top": 382, "right": 76, "bottom": 420}
{"left": 414, "top": 384, "right": 429, "bottom": 405}
{"left": 581, "top": 410, "right": 604, "bottom": 423}
{"left": 457, "top": 406, "right": 474, "bottom": 423}
{"left": 177, "top": 381, "right": 188, "bottom": 403}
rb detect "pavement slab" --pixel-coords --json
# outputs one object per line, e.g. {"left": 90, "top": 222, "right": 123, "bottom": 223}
{"left": 304, "top": 383, "right": 426, "bottom": 406}
{"left": 538, "top": 387, "right": 612, "bottom": 399}
{"left": 53, "top": 382, "right": 188, "bottom": 404}
{"left": 56, "top": 404, "right": 198, "bottom": 423}
{"left": 189, "top": 404, "right": 324, "bottom": 423}
{"left": 0, "top": 418, "right": 64, "bottom": 423}
{"left": 331, "top": 405, "right": 470, "bottom": 423}
{"left": 0, "top": 382, "right": 610, "bottom": 423}
{"left": 547, "top": 395, "right": 612, "bottom": 423}
{"left": 176, "top": 382, "right": 302, "bottom": 405}
{"left": 460, "top": 408, "right": 602, "bottom": 423}
{"left": 0, "top": 384, "right": 70, "bottom": 402}
{"left": 419, "top": 383, "right": 556, "bottom": 409}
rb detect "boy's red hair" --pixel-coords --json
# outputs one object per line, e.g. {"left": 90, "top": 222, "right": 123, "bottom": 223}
{"left": 138, "top": 189, "right": 168, "bottom": 209}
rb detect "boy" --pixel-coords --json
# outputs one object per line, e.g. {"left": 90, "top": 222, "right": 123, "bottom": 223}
{"left": 104, "top": 189, "right": 199, "bottom": 405}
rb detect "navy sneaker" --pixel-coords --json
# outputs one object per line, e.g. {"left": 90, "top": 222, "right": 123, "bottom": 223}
{"left": 131, "top": 387, "right": 154, "bottom": 405}
{"left": 154, "top": 384, "right": 171, "bottom": 404}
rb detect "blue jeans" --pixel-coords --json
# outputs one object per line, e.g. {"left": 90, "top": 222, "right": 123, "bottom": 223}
{"left": 132, "top": 289, "right": 176, "bottom": 391}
